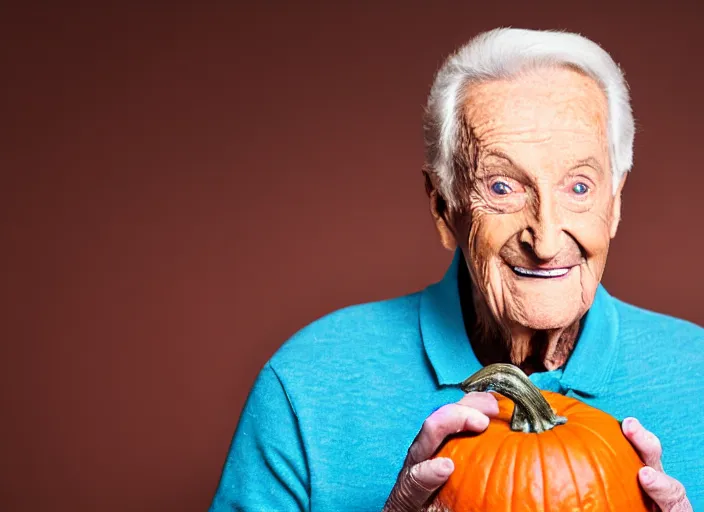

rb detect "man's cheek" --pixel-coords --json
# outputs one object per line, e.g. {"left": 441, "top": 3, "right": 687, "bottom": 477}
{"left": 568, "top": 213, "right": 612, "bottom": 293}
{"left": 565, "top": 212, "right": 613, "bottom": 257}
{"left": 470, "top": 213, "right": 523, "bottom": 251}
{"left": 463, "top": 217, "right": 502, "bottom": 291}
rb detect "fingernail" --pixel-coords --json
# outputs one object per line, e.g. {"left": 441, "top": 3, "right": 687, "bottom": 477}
{"left": 640, "top": 466, "right": 655, "bottom": 485}
{"left": 436, "top": 458, "right": 454, "bottom": 477}
{"left": 623, "top": 417, "right": 638, "bottom": 433}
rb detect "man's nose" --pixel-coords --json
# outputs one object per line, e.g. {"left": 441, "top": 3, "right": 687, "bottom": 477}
{"left": 520, "top": 195, "right": 563, "bottom": 261}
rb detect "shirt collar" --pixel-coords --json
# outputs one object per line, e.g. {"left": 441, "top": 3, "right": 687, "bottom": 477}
{"left": 419, "top": 249, "right": 620, "bottom": 396}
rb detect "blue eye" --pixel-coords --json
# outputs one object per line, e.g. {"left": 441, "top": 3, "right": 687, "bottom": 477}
{"left": 491, "top": 181, "right": 512, "bottom": 195}
{"left": 572, "top": 182, "right": 589, "bottom": 195}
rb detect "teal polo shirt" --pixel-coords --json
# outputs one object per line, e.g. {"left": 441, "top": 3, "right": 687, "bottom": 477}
{"left": 210, "top": 251, "right": 704, "bottom": 511}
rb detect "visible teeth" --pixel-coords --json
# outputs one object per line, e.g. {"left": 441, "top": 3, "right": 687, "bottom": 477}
{"left": 513, "top": 266, "right": 570, "bottom": 277}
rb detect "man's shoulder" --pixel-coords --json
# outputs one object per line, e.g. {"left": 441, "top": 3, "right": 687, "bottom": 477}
{"left": 269, "top": 291, "right": 425, "bottom": 374}
{"left": 611, "top": 295, "right": 703, "bottom": 344}
{"left": 612, "top": 297, "right": 704, "bottom": 338}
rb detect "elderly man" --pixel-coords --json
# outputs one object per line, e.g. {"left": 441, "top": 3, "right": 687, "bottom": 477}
{"left": 210, "top": 28, "right": 702, "bottom": 511}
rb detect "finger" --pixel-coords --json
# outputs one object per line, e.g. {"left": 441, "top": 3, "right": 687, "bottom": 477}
{"left": 383, "top": 458, "right": 454, "bottom": 511}
{"left": 457, "top": 391, "right": 500, "bottom": 416}
{"left": 410, "top": 458, "right": 454, "bottom": 493}
{"left": 622, "top": 417, "right": 664, "bottom": 471}
{"left": 639, "top": 467, "right": 692, "bottom": 512}
{"left": 407, "top": 404, "right": 491, "bottom": 465}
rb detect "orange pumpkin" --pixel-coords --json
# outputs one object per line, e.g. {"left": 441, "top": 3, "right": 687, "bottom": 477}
{"left": 428, "top": 364, "right": 652, "bottom": 512}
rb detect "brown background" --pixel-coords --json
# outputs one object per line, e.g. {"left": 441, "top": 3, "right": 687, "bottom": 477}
{"left": 2, "top": 1, "right": 703, "bottom": 511}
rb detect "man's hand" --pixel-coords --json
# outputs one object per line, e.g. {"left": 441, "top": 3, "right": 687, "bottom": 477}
{"left": 382, "top": 392, "right": 499, "bottom": 512}
{"left": 622, "top": 417, "right": 693, "bottom": 512}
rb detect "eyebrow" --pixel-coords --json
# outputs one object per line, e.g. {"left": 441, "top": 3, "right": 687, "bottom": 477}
{"left": 482, "top": 151, "right": 605, "bottom": 176}
{"left": 483, "top": 149, "right": 517, "bottom": 167}
{"left": 479, "top": 150, "right": 529, "bottom": 179}
{"left": 572, "top": 156, "right": 604, "bottom": 175}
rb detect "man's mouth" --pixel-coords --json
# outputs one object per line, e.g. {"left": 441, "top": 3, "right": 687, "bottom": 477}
{"left": 510, "top": 266, "right": 572, "bottom": 278}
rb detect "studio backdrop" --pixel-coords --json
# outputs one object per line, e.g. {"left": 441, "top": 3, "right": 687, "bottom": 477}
{"left": 2, "top": 2, "right": 702, "bottom": 511}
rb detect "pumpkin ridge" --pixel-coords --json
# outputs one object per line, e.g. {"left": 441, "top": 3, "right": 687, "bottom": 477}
{"left": 570, "top": 423, "right": 610, "bottom": 509}
{"left": 568, "top": 414, "right": 619, "bottom": 460}
{"left": 480, "top": 427, "right": 513, "bottom": 511}
{"left": 510, "top": 432, "right": 528, "bottom": 512}
{"left": 502, "top": 433, "right": 520, "bottom": 512}
{"left": 451, "top": 441, "right": 469, "bottom": 512}
{"left": 557, "top": 397, "right": 584, "bottom": 416}
{"left": 464, "top": 429, "right": 497, "bottom": 510}
{"left": 536, "top": 429, "right": 548, "bottom": 511}
{"left": 550, "top": 424, "right": 584, "bottom": 511}
{"left": 447, "top": 432, "right": 483, "bottom": 511}
{"left": 570, "top": 420, "right": 632, "bottom": 508}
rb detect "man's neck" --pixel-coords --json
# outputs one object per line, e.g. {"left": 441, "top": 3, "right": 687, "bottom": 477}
{"left": 457, "top": 260, "right": 581, "bottom": 375}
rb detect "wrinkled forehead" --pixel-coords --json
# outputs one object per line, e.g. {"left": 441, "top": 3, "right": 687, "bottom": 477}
{"left": 462, "top": 65, "right": 609, "bottom": 144}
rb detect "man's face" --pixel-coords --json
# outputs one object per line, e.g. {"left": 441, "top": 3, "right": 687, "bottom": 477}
{"left": 454, "top": 66, "right": 624, "bottom": 331}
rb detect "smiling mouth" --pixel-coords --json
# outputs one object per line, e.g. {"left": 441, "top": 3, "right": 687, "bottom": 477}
{"left": 511, "top": 266, "right": 573, "bottom": 278}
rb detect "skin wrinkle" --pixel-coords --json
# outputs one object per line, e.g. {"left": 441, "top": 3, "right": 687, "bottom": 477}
{"left": 428, "top": 65, "right": 626, "bottom": 373}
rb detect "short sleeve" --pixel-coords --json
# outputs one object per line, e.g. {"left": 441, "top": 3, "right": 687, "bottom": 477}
{"left": 209, "top": 362, "right": 310, "bottom": 511}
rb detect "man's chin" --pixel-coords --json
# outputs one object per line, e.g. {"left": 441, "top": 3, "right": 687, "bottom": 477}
{"left": 513, "top": 310, "right": 580, "bottom": 331}
{"left": 504, "top": 293, "right": 589, "bottom": 331}
{"left": 505, "top": 291, "right": 585, "bottom": 330}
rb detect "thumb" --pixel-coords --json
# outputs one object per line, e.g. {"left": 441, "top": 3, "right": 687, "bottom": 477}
{"left": 639, "top": 467, "right": 691, "bottom": 511}
{"left": 384, "top": 458, "right": 454, "bottom": 511}
{"left": 409, "top": 457, "right": 454, "bottom": 494}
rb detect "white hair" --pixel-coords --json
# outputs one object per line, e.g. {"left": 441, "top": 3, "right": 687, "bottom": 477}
{"left": 424, "top": 28, "right": 634, "bottom": 207}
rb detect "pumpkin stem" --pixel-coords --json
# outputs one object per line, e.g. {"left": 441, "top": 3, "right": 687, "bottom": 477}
{"left": 460, "top": 363, "right": 567, "bottom": 434}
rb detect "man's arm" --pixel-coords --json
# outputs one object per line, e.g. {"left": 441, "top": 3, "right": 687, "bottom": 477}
{"left": 209, "top": 362, "right": 310, "bottom": 511}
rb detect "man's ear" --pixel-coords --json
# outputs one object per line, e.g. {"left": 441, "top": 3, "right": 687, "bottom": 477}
{"left": 423, "top": 170, "right": 457, "bottom": 251}
{"left": 610, "top": 173, "right": 628, "bottom": 239}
